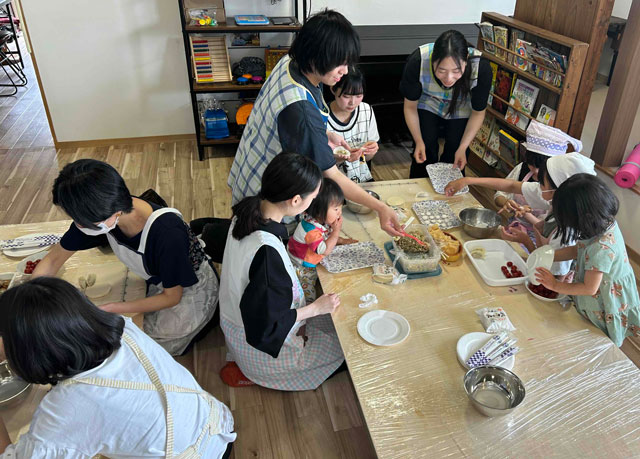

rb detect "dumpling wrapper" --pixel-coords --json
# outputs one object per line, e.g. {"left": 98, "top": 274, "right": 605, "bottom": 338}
{"left": 85, "top": 283, "right": 111, "bottom": 299}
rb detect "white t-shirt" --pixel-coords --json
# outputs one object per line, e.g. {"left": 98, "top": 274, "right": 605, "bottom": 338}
{"left": 2, "top": 318, "right": 236, "bottom": 458}
{"left": 328, "top": 102, "right": 380, "bottom": 183}
{"left": 494, "top": 162, "right": 524, "bottom": 202}
{"left": 521, "top": 181, "right": 552, "bottom": 214}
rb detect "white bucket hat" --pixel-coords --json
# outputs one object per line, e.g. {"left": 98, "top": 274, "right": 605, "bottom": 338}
{"left": 546, "top": 152, "right": 596, "bottom": 186}
{"left": 522, "top": 120, "right": 583, "bottom": 157}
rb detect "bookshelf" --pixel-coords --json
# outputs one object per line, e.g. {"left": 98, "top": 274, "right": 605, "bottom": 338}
{"left": 469, "top": 12, "right": 588, "bottom": 178}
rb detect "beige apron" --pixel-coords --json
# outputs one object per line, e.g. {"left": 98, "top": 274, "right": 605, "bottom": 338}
{"left": 62, "top": 333, "right": 223, "bottom": 458}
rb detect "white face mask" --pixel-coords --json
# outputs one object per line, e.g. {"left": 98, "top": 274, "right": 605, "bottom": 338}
{"left": 76, "top": 216, "right": 119, "bottom": 236}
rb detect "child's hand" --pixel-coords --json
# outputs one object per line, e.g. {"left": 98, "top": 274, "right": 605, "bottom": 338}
{"left": 535, "top": 267, "right": 558, "bottom": 291}
{"left": 362, "top": 141, "right": 379, "bottom": 158}
{"left": 347, "top": 147, "right": 363, "bottom": 162}
{"left": 329, "top": 216, "right": 343, "bottom": 232}
{"left": 337, "top": 237, "right": 358, "bottom": 245}
{"left": 500, "top": 224, "right": 529, "bottom": 244}
{"left": 445, "top": 178, "right": 466, "bottom": 196}
{"left": 498, "top": 199, "right": 531, "bottom": 218}
{"left": 533, "top": 223, "right": 551, "bottom": 247}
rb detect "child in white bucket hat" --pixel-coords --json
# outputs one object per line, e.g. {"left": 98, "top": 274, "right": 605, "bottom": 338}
{"left": 494, "top": 120, "right": 581, "bottom": 237}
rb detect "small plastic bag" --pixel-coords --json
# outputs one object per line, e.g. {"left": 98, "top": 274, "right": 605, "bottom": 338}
{"left": 359, "top": 293, "right": 379, "bottom": 308}
{"left": 475, "top": 307, "right": 516, "bottom": 332}
{"left": 372, "top": 263, "right": 407, "bottom": 285}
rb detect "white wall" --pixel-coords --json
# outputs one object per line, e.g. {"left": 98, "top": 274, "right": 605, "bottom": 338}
{"left": 21, "top": 0, "right": 194, "bottom": 142}
{"left": 305, "top": 0, "right": 515, "bottom": 25}
{"left": 612, "top": 0, "right": 633, "bottom": 18}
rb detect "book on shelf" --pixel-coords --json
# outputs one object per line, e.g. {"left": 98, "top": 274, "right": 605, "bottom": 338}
{"left": 469, "top": 138, "right": 486, "bottom": 158}
{"left": 483, "top": 149, "right": 499, "bottom": 166}
{"left": 509, "top": 29, "right": 525, "bottom": 65}
{"left": 477, "top": 114, "right": 495, "bottom": 144}
{"left": 478, "top": 22, "right": 496, "bottom": 55}
{"left": 498, "top": 129, "right": 519, "bottom": 166}
{"left": 514, "top": 38, "right": 530, "bottom": 71}
{"left": 536, "top": 104, "right": 557, "bottom": 125}
{"left": 488, "top": 62, "right": 498, "bottom": 105}
{"left": 494, "top": 26, "right": 508, "bottom": 61}
{"left": 487, "top": 123, "right": 501, "bottom": 153}
{"left": 505, "top": 78, "right": 539, "bottom": 130}
{"left": 491, "top": 68, "right": 514, "bottom": 114}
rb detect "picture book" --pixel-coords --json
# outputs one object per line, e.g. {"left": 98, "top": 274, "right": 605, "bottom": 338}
{"left": 483, "top": 149, "right": 498, "bottom": 166}
{"left": 514, "top": 38, "right": 530, "bottom": 71}
{"left": 505, "top": 78, "right": 539, "bottom": 130}
{"left": 498, "top": 129, "right": 519, "bottom": 166}
{"left": 509, "top": 29, "right": 525, "bottom": 65}
{"left": 469, "top": 138, "right": 486, "bottom": 158}
{"left": 477, "top": 114, "right": 495, "bottom": 144}
{"left": 491, "top": 68, "right": 514, "bottom": 114}
{"left": 478, "top": 22, "right": 496, "bottom": 55}
{"left": 536, "top": 104, "right": 557, "bottom": 126}
{"left": 494, "top": 26, "right": 508, "bottom": 61}
{"left": 487, "top": 123, "right": 501, "bottom": 153}
{"left": 488, "top": 62, "right": 498, "bottom": 105}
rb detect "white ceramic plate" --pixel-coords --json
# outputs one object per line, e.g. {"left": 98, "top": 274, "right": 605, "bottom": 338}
{"left": 525, "top": 282, "right": 567, "bottom": 303}
{"left": 456, "top": 332, "right": 515, "bottom": 370}
{"left": 357, "top": 310, "right": 410, "bottom": 346}
{"left": 2, "top": 233, "right": 60, "bottom": 258}
{"left": 526, "top": 244, "right": 555, "bottom": 285}
{"left": 463, "top": 239, "right": 528, "bottom": 287}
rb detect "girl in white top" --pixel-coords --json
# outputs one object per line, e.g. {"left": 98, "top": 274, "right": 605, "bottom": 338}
{"left": 327, "top": 67, "right": 380, "bottom": 183}
{"left": 0, "top": 277, "right": 235, "bottom": 458}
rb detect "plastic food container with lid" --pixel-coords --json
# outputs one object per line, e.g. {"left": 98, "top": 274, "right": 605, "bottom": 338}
{"left": 391, "top": 224, "right": 441, "bottom": 273}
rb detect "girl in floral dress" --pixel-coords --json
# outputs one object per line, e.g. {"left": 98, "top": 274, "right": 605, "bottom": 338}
{"left": 535, "top": 174, "right": 640, "bottom": 346}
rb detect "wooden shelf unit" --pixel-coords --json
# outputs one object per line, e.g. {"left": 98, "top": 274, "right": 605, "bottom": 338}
{"left": 179, "top": 1, "right": 301, "bottom": 160}
{"left": 469, "top": 12, "right": 588, "bottom": 178}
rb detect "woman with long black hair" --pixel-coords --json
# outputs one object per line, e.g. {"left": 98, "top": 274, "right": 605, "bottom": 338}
{"left": 220, "top": 153, "right": 345, "bottom": 390}
{"left": 401, "top": 30, "right": 493, "bottom": 178}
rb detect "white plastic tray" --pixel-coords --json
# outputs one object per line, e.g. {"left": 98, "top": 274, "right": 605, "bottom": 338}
{"left": 463, "top": 239, "right": 528, "bottom": 287}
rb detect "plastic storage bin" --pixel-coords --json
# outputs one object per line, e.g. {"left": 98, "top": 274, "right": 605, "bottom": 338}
{"left": 391, "top": 224, "right": 441, "bottom": 273}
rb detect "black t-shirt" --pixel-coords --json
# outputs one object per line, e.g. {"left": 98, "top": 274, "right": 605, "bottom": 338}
{"left": 239, "top": 220, "right": 297, "bottom": 358}
{"left": 60, "top": 202, "right": 202, "bottom": 289}
{"left": 276, "top": 61, "right": 336, "bottom": 172}
{"left": 399, "top": 48, "right": 492, "bottom": 112}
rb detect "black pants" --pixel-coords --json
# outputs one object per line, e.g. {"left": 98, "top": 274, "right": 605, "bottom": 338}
{"left": 409, "top": 109, "right": 469, "bottom": 178}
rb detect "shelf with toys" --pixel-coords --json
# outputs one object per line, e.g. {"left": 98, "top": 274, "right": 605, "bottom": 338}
{"left": 468, "top": 12, "right": 588, "bottom": 179}
{"left": 179, "top": 0, "right": 301, "bottom": 160}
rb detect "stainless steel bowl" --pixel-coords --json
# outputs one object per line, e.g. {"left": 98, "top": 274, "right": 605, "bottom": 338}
{"left": 459, "top": 207, "right": 502, "bottom": 238}
{"left": 0, "top": 360, "right": 31, "bottom": 408}
{"left": 464, "top": 366, "right": 526, "bottom": 417}
{"left": 345, "top": 190, "right": 380, "bottom": 214}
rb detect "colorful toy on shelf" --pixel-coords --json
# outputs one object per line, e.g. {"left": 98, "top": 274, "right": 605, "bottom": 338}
{"left": 189, "top": 35, "right": 232, "bottom": 83}
{"left": 187, "top": 8, "right": 218, "bottom": 27}
{"left": 235, "top": 102, "right": 254, "bottom": 126}
{"left": 265, "top": 47, "right": 290, "bottom": 77}
{"left": 250, "top": 75, "right": 264, "bottom": 84}
{"left": 236, "top": 77, "right": 249, "bottom": 85}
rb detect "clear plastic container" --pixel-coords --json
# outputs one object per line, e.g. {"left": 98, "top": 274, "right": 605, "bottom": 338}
{"left": 392, "top": 224, "right": 441, "bottom": 273}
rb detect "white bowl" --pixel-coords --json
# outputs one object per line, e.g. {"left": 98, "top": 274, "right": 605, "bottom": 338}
{"left": 525, "top": 282, "right": 567, "bottom": 302}
{"left": 16, "top": 250, "right": 49, "bottom": 276}
{"left": 526, "top": 245, "right": 554, "bottom": 286}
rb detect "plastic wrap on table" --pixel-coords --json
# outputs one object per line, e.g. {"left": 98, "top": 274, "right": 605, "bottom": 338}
{"left": 346, "top": 329, "right": 640, "bottom": 458}
{"left": 0, "top": 220, "right": 147, "bottom": 306}
{"left": 320, "top": 179, "right": 640, "bottom": 459}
